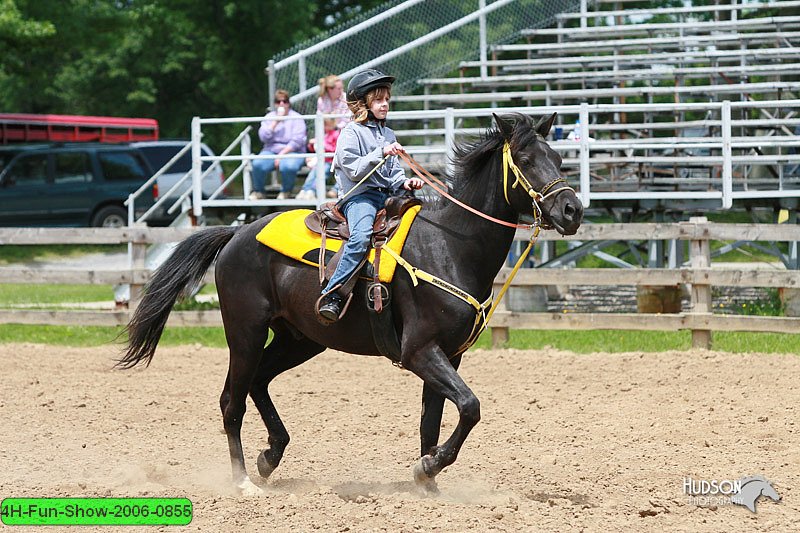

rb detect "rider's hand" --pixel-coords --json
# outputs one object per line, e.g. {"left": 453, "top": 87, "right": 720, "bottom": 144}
{"left": 383, "top": 142, "right": 405, "bottom": 156}
{"left": 403, "top": 177, "right": 424, "bottom": 190}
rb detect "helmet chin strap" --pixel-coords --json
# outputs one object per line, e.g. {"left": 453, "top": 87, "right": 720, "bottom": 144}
{"left": 366, "top": 111, "right": 386, "bottom": 125}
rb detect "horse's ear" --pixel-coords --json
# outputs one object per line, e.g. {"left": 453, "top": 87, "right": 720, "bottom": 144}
{"left": 493, "top": 113, "right": 514, "bottom": 141}
{"left": 535, "top": 112, "right": 557, "bottom": 137}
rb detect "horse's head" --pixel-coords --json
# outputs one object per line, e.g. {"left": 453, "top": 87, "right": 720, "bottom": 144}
{"left": 762, "top": 482, "right": 781, "bottom": 502}
{"left": 493, "top": 113, "right": 583, "bottom": 235}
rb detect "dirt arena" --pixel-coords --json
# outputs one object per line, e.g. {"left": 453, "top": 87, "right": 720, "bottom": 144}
{"left": 1, "top": 342, "right": 798, "bottom": 531}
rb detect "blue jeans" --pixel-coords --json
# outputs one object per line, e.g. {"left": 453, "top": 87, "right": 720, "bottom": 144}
{"left": 300, "top": 162, "right": 332, "bottom": 192}
{"left": 252, "top": 151, "right": 304, "bottom": 193}
{"left": 324, "top": 189, "right": 388, "bottom": 294}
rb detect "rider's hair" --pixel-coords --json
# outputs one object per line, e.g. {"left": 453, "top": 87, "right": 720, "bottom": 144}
{"left": 348, "top": 86, "right": 391, "bottom": 123}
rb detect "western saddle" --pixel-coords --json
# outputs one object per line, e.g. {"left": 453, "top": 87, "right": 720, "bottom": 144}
{"left": 304, "top": 195, "right": 422, "bottom": 314}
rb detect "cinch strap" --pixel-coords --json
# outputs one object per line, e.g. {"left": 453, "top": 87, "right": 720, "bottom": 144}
{"left": 381, "top": 246, "right": 492, "bottom": 355}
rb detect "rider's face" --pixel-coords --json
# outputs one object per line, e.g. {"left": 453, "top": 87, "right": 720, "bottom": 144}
{"left": 369, "top": 94, "right": 390, "bottom": 120}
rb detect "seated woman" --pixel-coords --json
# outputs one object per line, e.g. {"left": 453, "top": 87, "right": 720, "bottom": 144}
{"left": 251, "top": 89, "right": 306, "bottom": 200}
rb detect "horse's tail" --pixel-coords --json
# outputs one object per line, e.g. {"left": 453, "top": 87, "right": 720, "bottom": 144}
{"left": 117, "top": 225, "right": 239, "bottom": 369}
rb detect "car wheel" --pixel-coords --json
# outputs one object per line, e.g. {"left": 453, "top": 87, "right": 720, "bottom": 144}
{"left": 91, "top": 205, "right": 128, "bottom": 227}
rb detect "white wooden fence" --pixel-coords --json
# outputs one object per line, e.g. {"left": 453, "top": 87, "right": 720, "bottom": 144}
{"left": 1, "top": 221, "right": 798, "bottom": 349}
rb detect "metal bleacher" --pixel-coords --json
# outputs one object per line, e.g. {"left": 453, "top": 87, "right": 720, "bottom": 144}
{"left": 405, "top": 11, "right": 800, "bottom": 106}
{"left": 384, "top": 0, "right": 800, "bottom": 225}
{"left": 177, "top": 0, "right": 800, "bottom": 238}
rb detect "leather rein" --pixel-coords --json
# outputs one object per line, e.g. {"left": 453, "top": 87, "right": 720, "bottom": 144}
{"left": 398, "top": 139, "right": 575, "bottom": 231}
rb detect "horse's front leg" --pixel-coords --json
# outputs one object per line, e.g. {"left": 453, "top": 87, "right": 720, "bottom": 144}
{"left": 404, "top": 347, "right": 478, "bottom": 493}
{"left": 419, "top": 353, "right": 463, "bottom": 456}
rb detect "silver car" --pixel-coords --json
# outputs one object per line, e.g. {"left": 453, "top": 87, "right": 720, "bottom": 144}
{"left": 132, "top": 140, "right": 224, "bottom": 223}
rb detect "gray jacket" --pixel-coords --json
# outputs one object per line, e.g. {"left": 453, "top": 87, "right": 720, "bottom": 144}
{"left": 333, "top": 120, "right": 406, "bottom": 197}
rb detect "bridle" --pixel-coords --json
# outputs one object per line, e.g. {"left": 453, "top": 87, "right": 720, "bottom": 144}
{"left": 501, "top": 138, "right": 575, "bottom": 230}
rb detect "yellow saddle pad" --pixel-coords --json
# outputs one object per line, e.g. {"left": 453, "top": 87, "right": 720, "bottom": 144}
{"left": 255, "top": 205, "right": 421, "bottom": 283}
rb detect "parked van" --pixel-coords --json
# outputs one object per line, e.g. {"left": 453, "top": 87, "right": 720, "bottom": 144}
{"left": 0, "top": 143, "right": 155, "bottom": 227}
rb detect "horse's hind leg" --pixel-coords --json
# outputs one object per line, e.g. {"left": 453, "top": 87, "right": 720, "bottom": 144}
{"left": 248, "top": 334, "right": 325, "bottom": 480}
{"left": 220, "top": 316, "right": 270, "bottom": 495}
{"left": 403, "top": 347, "right": 479, "bottom": 494}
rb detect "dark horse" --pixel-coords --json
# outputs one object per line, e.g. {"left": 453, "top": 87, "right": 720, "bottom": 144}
{"left": 120, "top": 113, "right": 583, "bottom": 495}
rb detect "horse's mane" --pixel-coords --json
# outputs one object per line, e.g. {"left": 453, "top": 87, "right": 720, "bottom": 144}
{"left": 416, "top": 113, "right": 540, "bottom": 211}
{"left": 451, "top": 113, "right": 539, "bottom": 186}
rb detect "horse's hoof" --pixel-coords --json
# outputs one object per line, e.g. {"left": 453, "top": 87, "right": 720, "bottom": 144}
{"left": 236, "top": 476, "right": 263, "bottom": 496}
{"left": 413, "top": 455, "right": 439, "bottom": 496}
{"left": 257, "top": 450, "right": 276, "bottom": 479}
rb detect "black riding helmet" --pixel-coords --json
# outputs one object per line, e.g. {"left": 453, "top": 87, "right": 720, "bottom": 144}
{"left": 346, "top": 69, "right": 395, "bottom": 102}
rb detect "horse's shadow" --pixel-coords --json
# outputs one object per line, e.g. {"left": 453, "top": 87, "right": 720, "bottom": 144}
{"left": 261, "top": 477, "right": 420, "bottom": 499}
{"left": 331, "top": 480, "right": 421, "bottom": 501}
{"left": 262, "top": 477, "right": 513, "bottom": 504}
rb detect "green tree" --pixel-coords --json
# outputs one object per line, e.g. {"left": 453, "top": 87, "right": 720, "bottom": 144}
{"left": 0, "top": 0, "right": 384, "bottom": 145}
{"left": 313, "top": 0, "right": 387, "bottom": 29}
{"left": 0, "top": 0, "right": 55, "bottom": 111}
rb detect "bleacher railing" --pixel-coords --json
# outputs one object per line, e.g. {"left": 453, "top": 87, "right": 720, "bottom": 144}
{"left": 185, "top": 100, "right": 800, "bottom": 218}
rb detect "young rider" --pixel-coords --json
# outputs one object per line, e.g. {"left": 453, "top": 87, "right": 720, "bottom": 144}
{"left": 318, "top": 69, "right": 424, "bottom": 322}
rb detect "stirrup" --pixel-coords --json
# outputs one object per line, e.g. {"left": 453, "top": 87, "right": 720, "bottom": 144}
{"left": 366, "top": 282, "right": 390, "bottom": 312}
{"left": 314, "top": 291, "right": 352, "bottom": 325}
{"left": 319, "top": 298, "right": 341, "bottom": 322}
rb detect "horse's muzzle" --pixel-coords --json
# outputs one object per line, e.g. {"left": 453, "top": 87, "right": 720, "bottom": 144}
{"left": 549, "top": 195, "right": 583, "bottom": 235}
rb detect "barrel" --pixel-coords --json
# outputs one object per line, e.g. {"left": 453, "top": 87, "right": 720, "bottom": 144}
{"left": 636, "top": 285, "right": 683, "bottom": 314}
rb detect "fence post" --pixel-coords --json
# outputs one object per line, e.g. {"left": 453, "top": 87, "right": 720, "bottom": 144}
{"left": 128, "top": 230, "right": 148, "bottom": 311}
{"left": 491, "top": 279, "right": 509, "bottom": 347}
{"left": 444, "top": 107, "right": 455, "bottom": 177}
{"left": 579, "top": 102, "right": 590, "bottom": 207}
{"left": 580, "top": 0, "right": 587, "bottom": 29}
{"left": 721, "top": 100, "right": 732, "bottom": 209}
{"left": 689, "top": 216, "right": 712, "bottom": 348}
{"left": 478, "top": 0, "right": 488, "bottom": 79}
{"left": 298, "top": 54, "right": 307, "bottom": 95}
{"left": 191, "top": 117, "right": 203, "bottom": 219}
{"left": 314, "top": 111, "right": 326, "bottom": 204}
{"left": 242, "top": 131, "right": 252, "bottom": 199}
{"left": 266, "top": 59, "right": 275, "bottom": 109}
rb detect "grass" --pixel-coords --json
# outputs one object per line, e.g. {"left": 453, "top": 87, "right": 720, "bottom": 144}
{"left": 0, "top": 283, "right": 219, "bottom": 309}
{"left": 0, "top": 245, "right": 126, "bottom": 265}
{"left": 471, "top": 329, "right": 800, "bottom": 354}
{"left": 0, "top": 284, "right": 114, "bottom": 306}
{"left": 1, "top": 324, "right": 797, "bottom": 355}
{"left": 0, "top": 324, "right": 228, "bottom": 348}
{"left": 566, "top": 238, "right": 786, "bottom": 268}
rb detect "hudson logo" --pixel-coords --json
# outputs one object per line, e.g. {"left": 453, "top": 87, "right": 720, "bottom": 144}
{"left": 683, "top": 475, "right": 781, "bottom": 512}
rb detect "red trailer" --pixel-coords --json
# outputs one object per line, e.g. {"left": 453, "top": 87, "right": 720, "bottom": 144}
{"left": 0, "top": 113, "right": 159, "bottom": 144}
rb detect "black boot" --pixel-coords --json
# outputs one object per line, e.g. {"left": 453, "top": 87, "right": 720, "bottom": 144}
{"left": 319, "top": 292, "right": 343, "bottom": 322}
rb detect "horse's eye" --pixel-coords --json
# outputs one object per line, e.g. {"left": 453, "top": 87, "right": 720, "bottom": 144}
{"left": 519, "top": 157, "right": 530, "bottom": 166}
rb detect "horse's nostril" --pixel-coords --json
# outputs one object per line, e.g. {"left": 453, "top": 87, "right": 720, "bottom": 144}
{"left": 564, "top": 203, "right": 576, "bottom": 219}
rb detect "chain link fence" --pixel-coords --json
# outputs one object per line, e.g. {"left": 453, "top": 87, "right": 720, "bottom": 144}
{"left": 269, "top": 0, "right": 581, "bottom": 113}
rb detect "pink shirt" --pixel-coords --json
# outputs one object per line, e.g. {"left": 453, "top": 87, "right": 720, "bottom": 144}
{"left": 317, "top": 95, "right": 350, "bottom": 129}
